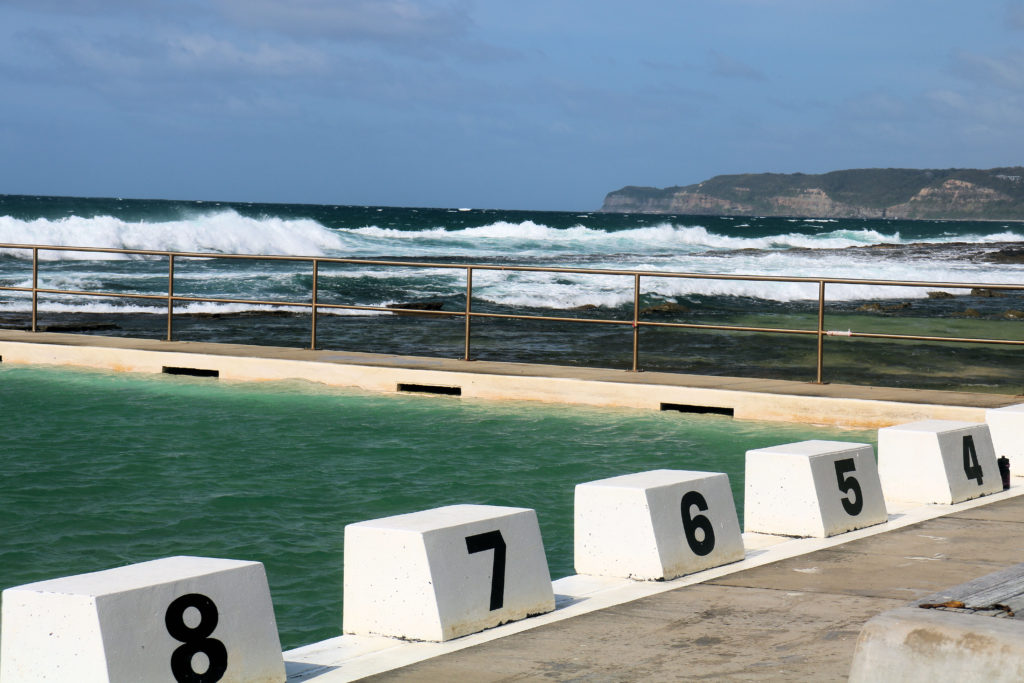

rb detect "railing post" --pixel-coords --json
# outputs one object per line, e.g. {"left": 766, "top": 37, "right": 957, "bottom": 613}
{"left": 311, "top": 259, "right": 319, "bottom": 350}
{"left": 166, "top": 254, "right": 175, "bottom": 341}
{"left": 815, "top": 280, "right": 825, "bottom": 384}
{"left": 31, "top": 247, "right": 38, "bottom": 332}
{"left": 464, "top": 267, "right": 473, "bottom": 361}
{"left": 632, "top": 273, "right": 640, "bottom": 372}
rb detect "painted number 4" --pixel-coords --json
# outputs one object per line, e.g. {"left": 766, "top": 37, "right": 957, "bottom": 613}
{"left": 963, "top": 434, "right": 984, "bottom": 485}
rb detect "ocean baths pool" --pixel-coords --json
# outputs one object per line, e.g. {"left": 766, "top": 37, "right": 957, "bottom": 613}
{"left": 0, "top": 363, "right": 876, "bottom": 649}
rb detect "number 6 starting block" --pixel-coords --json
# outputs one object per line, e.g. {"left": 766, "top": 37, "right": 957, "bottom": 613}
{"left": 0, "top": 556, "right": 284, "bottom": 683}
{"left": 343, "top": 504, "right": 555, "bottom": 642}
{"left": 574, "top": 470, "right": 744, "bottom": 581}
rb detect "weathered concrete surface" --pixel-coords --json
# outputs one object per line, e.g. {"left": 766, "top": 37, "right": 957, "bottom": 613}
{"left": 849, "top": 562, "right": 1024, "bottom": 683}
{"left": 848, "top": 607, "right": 1024, "bottom": 683}
{"left": 1, "top": 329, "right": 1019, "bottom": 428}
{"left": 359, "top": 496, "right": 1024, "bottom": 682}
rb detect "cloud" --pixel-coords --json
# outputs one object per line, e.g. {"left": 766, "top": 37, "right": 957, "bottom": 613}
{"left": 1008, "top": 1, "right": 1024, "bottom": 30}
{"left": 952, "top": 49, "right": 1024, "bottom": 92}
{"left": 212, "top": 0, "right": 473, "bottom": 44}
{"left": 0, "top": 0, "right": 164, "bottom": 15}
{"left": 12, "top": 28, "right": 329, "bottom": 82}
{"left": 165, "top": 34, "right": 329, "bottom": 77}
{"left": 709, "top": 50, "right": 767, "bottom": 81}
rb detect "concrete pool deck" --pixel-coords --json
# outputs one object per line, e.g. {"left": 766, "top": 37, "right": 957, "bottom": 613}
{"left": 0, "top": 329, "right": 1019, "bottom": 428}
{"left": 347, "top": 491, "right": 1024, "bottom": 682}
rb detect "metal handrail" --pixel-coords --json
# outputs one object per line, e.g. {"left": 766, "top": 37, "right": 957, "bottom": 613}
{"left": 2, "top": 241, "right": 1023, "bottom": 384}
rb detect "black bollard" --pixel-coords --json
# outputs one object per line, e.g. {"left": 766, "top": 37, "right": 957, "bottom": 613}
{"left": 998, "top": 456, "right": 1011, "bottom": 490}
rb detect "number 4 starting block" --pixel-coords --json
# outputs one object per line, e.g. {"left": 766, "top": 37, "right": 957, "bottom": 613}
{"left": 878, "top": 420, "right": 1002, "bottom": 504}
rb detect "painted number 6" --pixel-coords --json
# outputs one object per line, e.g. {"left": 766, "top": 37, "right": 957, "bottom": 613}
{"left": 680, "top": 490, "right": 716, "bottom": 556}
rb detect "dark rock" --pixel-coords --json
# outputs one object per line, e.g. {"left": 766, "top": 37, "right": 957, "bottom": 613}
{"left": 1004, "top": 309, "right": 1024, "bottom": 320}
{"left": 856, "top": 302, "right": 911, "bottom": 313}
{"left": 39, "top": 323, "right": 120, "bottom": 332}
{"left": 988, "top": 246, "right": 1024, "bottom": 264}
{"left": 184, "top": 310, "right": 302, "bottom": 319}
{"left": 971, "top": 288, "right": 1008, "bottom": 297}
{"left": 639, "top": 302, "right": 691, "bottom": 317}
{"left": 386, "top": 301, "right": 446, "bottom": 317}
{"left": 955, "top": 308, "right": 982, "bottom": 318}
{"left": 927, "top": 291, "right": 955, "bottom": 299}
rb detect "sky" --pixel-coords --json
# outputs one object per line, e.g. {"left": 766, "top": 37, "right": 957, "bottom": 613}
{"left": 2, "top": 1, "right": 1024, "bottom": 211}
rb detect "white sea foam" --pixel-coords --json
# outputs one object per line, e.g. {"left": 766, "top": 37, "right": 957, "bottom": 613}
{"left": 2, "top": 213, "right": 1022, "bottom": 260}
{"left": 3, "top": 212, "right": 1023, "bottom": 311}
{"left": 0, "top": 210, "right": 348, "bottom": 260}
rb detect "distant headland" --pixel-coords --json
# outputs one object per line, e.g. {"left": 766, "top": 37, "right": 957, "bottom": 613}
{"left": 601, "top": 167, "right": 1024, "bottom": 220}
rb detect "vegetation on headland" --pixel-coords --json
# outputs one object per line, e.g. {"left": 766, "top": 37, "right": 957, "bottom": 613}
{"left": 601, "top": 167, "right": 1024, "bottom": 220}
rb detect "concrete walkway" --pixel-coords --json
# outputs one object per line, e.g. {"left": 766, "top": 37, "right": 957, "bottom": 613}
{"left": 0, "top": 330, "right": 1019, "bottom": 428}
{"left": 361, "top": 495, "right": 1024, "bottom": 682}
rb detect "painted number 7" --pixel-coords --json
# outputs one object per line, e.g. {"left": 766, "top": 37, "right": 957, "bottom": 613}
{"left": 834, "top": 458, "right": 863, "bottom": 516}
{"left": 465, "top": 530, "right": 506, "bottom": 611}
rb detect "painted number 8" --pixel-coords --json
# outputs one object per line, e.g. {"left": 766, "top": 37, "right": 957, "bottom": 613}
{"left": 165, "top": 593, "right": 228, "bottom": 683}
{"left": 680, "top": 490, "right": 716, "bottom": 556}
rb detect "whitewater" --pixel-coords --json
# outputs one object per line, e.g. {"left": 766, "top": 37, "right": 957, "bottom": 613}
{"left": 2, "top": 196, "right": 1024, "bottom": 314}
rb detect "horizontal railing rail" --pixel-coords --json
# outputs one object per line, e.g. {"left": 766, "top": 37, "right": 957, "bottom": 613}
{"left": 2, "top": 242, "right": 1022, "bottom": 383}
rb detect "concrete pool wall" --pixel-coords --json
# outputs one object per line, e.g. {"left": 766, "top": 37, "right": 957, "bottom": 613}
{"left": 0, "top": 330, "right": 1016, "bottom": 429}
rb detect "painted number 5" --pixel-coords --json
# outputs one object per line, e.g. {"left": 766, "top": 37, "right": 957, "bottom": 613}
{"left": 680, "top": 491, "right": 716, "bottom": 556}
{"left": 834, "top": 458, "right": 863, "bottom": 516}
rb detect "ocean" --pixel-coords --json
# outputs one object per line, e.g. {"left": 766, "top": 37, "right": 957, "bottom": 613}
{"left": 2, "top": 194, "right": 1023, "bottom": 391}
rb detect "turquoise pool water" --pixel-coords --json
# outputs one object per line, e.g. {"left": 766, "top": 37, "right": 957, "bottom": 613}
{"left": 0, "top": 363, "right": 876, "bottom": 649}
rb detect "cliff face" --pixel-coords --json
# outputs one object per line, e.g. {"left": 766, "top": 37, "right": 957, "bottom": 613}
{"left": 601, "top": 168, "right": 1024, "bottom": 220}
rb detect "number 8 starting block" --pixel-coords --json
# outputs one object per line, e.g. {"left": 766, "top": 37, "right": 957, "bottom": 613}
{"left": 0, "top": 556, "right": 284, "bottom": 683}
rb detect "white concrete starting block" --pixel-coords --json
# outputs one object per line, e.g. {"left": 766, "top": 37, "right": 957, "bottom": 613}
{"left": 878, "top": 420, "right": 1002, "bottom": 504}
{"left": 574, "top": 469, "right": 743, "bottom": 581}
{"left": 343, "top": 504, "right": 555, "bottom": 642}
{"left": 744, "top": 440, "right": 887, "bottom": 538}
{"left": 986, "top": 404, "right": 1024, "bottom": 477}
{"left": 0, "top": 556, "right": 284, "bottom": 683}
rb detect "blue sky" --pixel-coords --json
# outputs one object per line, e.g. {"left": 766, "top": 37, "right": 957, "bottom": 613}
{"left": 2, "top": 1, "right": 1023, "bottom": 210}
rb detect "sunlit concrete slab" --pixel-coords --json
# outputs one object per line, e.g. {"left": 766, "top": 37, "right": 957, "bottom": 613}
{"left": 344, "top": 494, "right": 1024, "bottom": 682}
{"left": 1, "top": 330, "right": 1018, "bottom": 428}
